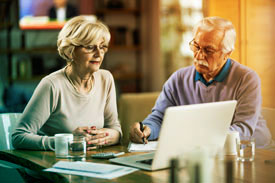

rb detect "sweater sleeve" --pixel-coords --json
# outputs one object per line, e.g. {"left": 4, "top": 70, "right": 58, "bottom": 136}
{"left": 143, "top": 74, "right": 178, "bottom": 140}
{"left": 103, "top": 72, "right": 122, "bottom": 138}
{"left": 230, "top": 70, "right": 262, "bottom": 136}
{"left": 12, "top": 78, "right": 56, "bottom": 150}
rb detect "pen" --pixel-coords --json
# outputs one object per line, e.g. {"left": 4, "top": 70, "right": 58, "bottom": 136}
{"left": 139, "top": 122, "right": 145, "bottom": 144}
{"left": 114, "top": 152, "right": 125, "bottom": 157}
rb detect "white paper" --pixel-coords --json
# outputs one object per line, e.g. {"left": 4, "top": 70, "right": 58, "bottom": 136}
{"left": 128, "top": 141, "right": 158, "bottom": 152}
{"left": 44, "top": 161, "right": 138, "bottom": 179}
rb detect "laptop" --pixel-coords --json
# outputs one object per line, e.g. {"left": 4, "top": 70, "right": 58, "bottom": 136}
{"left": 110, "top": 100, "right": 237, "bottom": 171}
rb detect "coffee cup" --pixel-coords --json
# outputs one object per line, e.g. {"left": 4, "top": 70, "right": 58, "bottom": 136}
{"left": 49, "top": 133, "right": 73, "bottom": 158}
{"left": 224, "top": 131, "right": 240, "bottom": 155}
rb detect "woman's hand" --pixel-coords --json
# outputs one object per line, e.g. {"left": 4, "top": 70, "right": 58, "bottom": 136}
{"left": 73, "top": 126, "right": 100, "bottom": 150}
{"left": 73, "top": 126, "right": 120, "bottom": 150}
{"left": 86, "top": 127, "right": 120, "bottom": 151}
{"left": 72, "top": 126, "right": 94, "bottom": 138}
{"left": 129, "top": 122, "right": 151, "bottom": 144}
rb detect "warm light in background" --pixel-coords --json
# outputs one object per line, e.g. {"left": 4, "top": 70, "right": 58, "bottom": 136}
{"left": 161, "top": 0, "right": 203, "bottom": 79}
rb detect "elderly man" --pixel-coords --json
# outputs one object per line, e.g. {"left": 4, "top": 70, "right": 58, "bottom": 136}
{"left": 130, "top": 16, "right": 272, "bottom": 148}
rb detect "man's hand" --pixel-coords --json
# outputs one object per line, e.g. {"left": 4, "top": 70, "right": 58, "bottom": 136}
{"left": 129, "top": 122, "right": 151, "bottom": 143}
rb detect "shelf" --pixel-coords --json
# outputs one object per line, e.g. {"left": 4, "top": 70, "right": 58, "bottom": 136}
{"left": 96, "top": 8, "right": 140, "bottom": 15}
{"left": 0, "top": 47, "right": 58, "bottom": 54}
{"left": 0, "top": 23, "right": 13, "bottom": 29}
{"left": 0, "top": 46, "right": 141, "bottom": 55}
{"left": 95, "top": 0, "right": 143, "bottom": 93}
{"left": 109, "top": 45, "right": 141, "bottom": 51}
{"left": 0, "top": 0, "right": 11, "bottom": 3}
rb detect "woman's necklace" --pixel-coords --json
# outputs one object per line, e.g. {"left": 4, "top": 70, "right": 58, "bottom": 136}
{"left": 64, "top": 66, "right": 93, "bottom": 93}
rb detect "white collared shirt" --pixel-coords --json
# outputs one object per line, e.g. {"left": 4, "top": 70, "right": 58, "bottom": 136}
{"left": 56, "top": 7, "right": 66, "bottom": 22}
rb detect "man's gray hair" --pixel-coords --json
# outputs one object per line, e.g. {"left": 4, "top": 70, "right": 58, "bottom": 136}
{"left": 193, "top": 17, "right": 236, "bottom": 54}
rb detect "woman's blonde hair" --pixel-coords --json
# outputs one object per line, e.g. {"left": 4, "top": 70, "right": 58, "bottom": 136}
{"left": 57, "top": 16, "right": 111, "bottom": 62}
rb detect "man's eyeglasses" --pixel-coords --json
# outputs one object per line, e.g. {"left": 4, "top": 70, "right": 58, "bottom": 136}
{"left": 81, "top": 44, "right": 108, "bottom": 54}
{"left": 189, "top": 39, "right": 220, "bottom": 56}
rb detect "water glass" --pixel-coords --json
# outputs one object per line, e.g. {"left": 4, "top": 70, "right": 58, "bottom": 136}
{"left": 69, "top": 136, "right": 86, "bottom": 158}
{"left": 236, "top": 136, "right": 255, "bottom": 162}
{"left": 180, "top": 146, "right": 215, "bottom": 183}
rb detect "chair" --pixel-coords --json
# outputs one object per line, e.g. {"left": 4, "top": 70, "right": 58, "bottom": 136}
{"left": 0, "top": 113, "right": 26, "bottom": 182}
{"left": 0, "top": 113, "right": 23, "bottom": 166}
{"left": 0, "top": 113, "right": 57, "bottom": 181}
{"left": 261, "top": 107, "right": 275, "bottom": 140}
{"left": 118, "top": 92, "right": 160, "bottom": 145}
{"left": 0, "top": 113, "right": 22, "bottom": 150}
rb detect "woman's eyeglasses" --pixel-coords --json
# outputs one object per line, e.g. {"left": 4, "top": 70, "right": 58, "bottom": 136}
{"left": 81, "top": 44, "right": 108, "bottom": 54}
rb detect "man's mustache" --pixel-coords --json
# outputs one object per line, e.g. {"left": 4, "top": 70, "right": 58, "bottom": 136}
{"left": 194, "top": 60, "right": 209, "bottom": 67}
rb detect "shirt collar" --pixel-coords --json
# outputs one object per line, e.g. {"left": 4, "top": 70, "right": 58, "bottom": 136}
{"left": 195, "top": 58, "right": 231, "bottom": 86}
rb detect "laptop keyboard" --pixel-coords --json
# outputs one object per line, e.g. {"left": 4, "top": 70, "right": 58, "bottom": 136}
{"left": 137, "top": 159, "right": 153, "bottom": 165}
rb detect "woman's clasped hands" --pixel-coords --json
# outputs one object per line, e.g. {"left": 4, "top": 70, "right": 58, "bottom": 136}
{"left": 73, "top": 126, "right": 120, "bottom": 150}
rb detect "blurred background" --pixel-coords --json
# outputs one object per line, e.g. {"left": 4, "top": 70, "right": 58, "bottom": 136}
{"left": 0, "top": 0, "right": 274, "bottom": 113}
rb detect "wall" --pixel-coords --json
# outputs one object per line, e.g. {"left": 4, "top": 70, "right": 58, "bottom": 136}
{"left": 205, "top": 0, "right": 275, "bottom": 108}
{"left": 204, "top": 0, "right": 241, "bottom": 63}
{"left": 141, "top": 0, "right": 165, "bottom": 91}
{"left": 244, "top": 0, "right": 275, "bottom": 108}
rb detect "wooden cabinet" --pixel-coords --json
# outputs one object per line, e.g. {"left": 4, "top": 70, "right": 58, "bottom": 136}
{"left": 94, "top": 0, "right": 143, "bottom": 93}
{"left": 205, "top": 0, "right": 275, "bottom": 108}
{"left": 0, "top": 0, "right": 63, "bottom": 82}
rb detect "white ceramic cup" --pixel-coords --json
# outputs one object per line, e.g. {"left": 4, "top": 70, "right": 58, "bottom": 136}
{"left": 49, "top": 133, "right": 73, "bottom": 158}
{"left": 224, "top": 131, "right": 240, "bottom": 155}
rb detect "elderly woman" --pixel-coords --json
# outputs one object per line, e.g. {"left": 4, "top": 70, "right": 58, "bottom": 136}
{"left": 12, "top": 16, "right": 122, "bottom": 150}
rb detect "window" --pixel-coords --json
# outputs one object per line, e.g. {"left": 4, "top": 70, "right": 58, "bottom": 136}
{"left": 161, "top": 0, "right": 203, "bottom": 79}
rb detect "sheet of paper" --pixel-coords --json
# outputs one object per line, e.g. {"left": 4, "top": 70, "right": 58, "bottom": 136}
{"left": 128, "top": 141, "right": 158, "bottom": 152}
{"left": 44, "top": 161, "right": 138, "bottom": 179}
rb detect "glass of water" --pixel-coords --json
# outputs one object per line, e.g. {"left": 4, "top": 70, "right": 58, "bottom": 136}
{"left": 69, "top": 136, "right": 86, "bottom": 158}
{"left": 236, "top": 136, "right": 255, "bottom": 162}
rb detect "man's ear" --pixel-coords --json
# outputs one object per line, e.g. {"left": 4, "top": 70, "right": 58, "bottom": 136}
{"left": 224, "top": 51, "right": 232, "bottom": 61}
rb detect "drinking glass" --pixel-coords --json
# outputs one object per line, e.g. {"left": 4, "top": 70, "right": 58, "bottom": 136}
{"left": 236, "top": 136, "right": 255, "bottom": 162}
{"left": 68, "top": 136, "right": 86, "bottom": 158}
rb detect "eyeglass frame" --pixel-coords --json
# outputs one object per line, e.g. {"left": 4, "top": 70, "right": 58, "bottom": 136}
{"left": 189, "top": 39, "right": 222, "bottom": 56}
{"left": 80, "top": 44, "right": 108, "bottom": 54}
